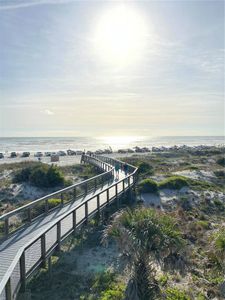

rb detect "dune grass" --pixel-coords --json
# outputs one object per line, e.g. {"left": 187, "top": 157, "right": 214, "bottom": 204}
{"left": 158, "top": 176, "right": 189, "bottom": 190}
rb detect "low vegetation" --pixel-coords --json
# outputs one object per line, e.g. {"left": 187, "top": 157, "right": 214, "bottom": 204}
{"left": 13, "top": 164, "right": 66, "bottom": 188}
{"left": 138, "top": 178, "right": 158, "bottom": 193}
{"left": 138, "top": 176, "right": 189, "bottom": 194}
{"left": 137, "top": 161, "right": 154, "bottom": 176}
{"left": 32, "top": 198, "right": 62, "bottom": 217}
{"left": 214, "top": 169, "right": 225, "bottom": 178}
{"left": 216, "top": 157, "right": 225, "bottom": 167}
{"left": 80, "top": 271, "right": 126, "bottom": 300}
{"left": 60, "top": 164, "right": 101, "bottom": 180}
{"left": 103, "top": 208, "right": 185, "bottom": 299}
{"left": 164, "top": 287, "right": 191, "bottom": 300}
{"left": 0, "top": 161, "right": 101, "bottom": 216}
{"left": 158, "top": 176, "right": 189, "bottom": 190}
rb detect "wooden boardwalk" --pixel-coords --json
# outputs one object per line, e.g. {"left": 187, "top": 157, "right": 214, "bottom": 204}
{"left": 0, "top": 154, "right": 137, "bottom": 300}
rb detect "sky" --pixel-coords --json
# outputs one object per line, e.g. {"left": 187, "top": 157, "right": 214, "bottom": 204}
{"left": 0, "top": 0, "right": 224, "bottom": 137}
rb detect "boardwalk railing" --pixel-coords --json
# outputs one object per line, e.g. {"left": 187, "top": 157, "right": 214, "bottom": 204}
{"left": 0, "top": 155, "right": 113, "bottom": 240}
{"left": 0, "top": 155, "right": 138, "bottom": 300}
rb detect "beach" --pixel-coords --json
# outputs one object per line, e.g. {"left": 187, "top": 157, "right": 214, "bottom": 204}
{"left": 0, "top": 136, "right": 224, "bottom": 166}
{"left": 0, "top": 136, "right": 224, "bottom": 153}
{"left": 0, "top": 152, "right": 146, "bottom": 166}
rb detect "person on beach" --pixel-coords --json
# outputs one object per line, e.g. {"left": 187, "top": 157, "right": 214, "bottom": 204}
{"left": 115, "top": 162, "right": 120, "bottom": 179}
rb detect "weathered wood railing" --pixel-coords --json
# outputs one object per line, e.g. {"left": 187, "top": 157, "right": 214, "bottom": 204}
{"left": 0, "top": 155, "right": 138, "bottom": 300}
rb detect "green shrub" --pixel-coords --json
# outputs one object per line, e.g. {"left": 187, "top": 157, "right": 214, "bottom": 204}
{"left": 13, "top": 167, "right": 32, "bottom": 183}
{"left": 92, "top": 271, "right": 115, "bottom": 292}
{"left": 159, "top": 274, "right": 169, "bottom": 286}
{"left": 159, "top": 176, "right": 189, "bottom": 190}
{"left": 30, "top": 165, "right": 49, "bottom": 187}
{"left": 33, "top": 198, "right": 61, "bottom": 216}
{"left": 14, "top": 164, "right": 65, "bottom": 188}
{"left": 100, "top": 283, "right": 125, "bottom": 300}
{"left": 80, "top": 271, "right": 125, "bottom": 300}
{"left": 217, "top": 157, "right": 225, "bottom": 167}
{"left": 214, "top": 199, "right": 224, "bottom": 208}
{"left": 46, "top": 165, "right": 65, "bottom": 187}
{"left": 138, "top": 178, "right": 158, "bottom": 193}
{"left": 215, "top": 230, "right": 225, "bottom": 252}
{"left": 196, "top": 293, "right": 206, "bottom": 300}
{"left": 137, "top": 161, "right": 154, "bottom": 175}
{"left": 195, "top": 220, "right": 210, "bottom": 230}
{"left": 188, "top": 179, "right": 221, "bottom": 192}
{"left": 48, "top": 198, "right": 61, "bottom": 209}
{"left": 165, "top": 287, "right": 191, "bottom": 300}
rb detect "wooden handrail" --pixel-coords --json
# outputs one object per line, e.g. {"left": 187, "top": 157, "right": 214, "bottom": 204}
{"left": 0, "top": 156, "right": 112, "bottom": 222}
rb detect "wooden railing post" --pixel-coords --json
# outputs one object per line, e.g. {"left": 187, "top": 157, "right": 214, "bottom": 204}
{"left": 56, "top": 221, "right": 61, "bottom": 251}
{"left": 115, "top": 184, "right": 119, "bottom": 208}
{"left": 5, "top": 278, "right": 12, "bottom": 300}
{"left": 97, "top": 195, "right": 100, "bottom": 215}
{"left": 132, "top": 174, "right": 136, "bottom": 192}
{"left": 4, "top": 218, "right": 9, "bottom": 236}
{"left": 85, "top": 201, "right": 88, "bottom": 224}
{"left": 128, "top": 176, "right": 131, "bottom": 187}
{"left": 107, "top": 189, "right": 109, "bottom": 205}
{"left": 20, "top": 252, "right": 26, "bottom": 293}
{"left": 40, "top": 234, "right": 46, "bottom": 268}
{"left": 61, "top": 193, "right": 64, "bottom": 205}
{"left": 45, "top": 199, "right": 49, "bottom": 214}
{"left": 72, "top": 210, "right": 76, "bottom": 235}
{"left": 123, "top": 179, "right": 125, "bottom": 191}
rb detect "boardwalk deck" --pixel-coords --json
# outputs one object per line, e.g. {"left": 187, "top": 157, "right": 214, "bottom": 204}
{"left": 0, "top": 154, "right": 137, "bottom": 300}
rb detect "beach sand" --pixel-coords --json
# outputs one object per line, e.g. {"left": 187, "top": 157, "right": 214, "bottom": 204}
{"left": 0, "top": 152, "right": 145, "bottom": 166}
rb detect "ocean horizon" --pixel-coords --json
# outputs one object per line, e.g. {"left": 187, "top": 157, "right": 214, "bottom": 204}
{"left": 0, "top": 136, "right": 224, "bottom": 153}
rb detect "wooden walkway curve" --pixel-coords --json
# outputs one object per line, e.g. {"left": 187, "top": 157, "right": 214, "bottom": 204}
{"left": 0, "top": 154, "right": 138, "bottom": 300}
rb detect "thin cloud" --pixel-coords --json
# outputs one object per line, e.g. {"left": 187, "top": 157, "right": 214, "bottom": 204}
{"left": 0, "top": 0, "right": 76, "bottom": 10}
{"left": 42, "top": 109, "right": 54, "bottom": 115}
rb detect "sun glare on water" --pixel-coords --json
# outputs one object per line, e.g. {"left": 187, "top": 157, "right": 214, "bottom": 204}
{"left": 94, "top": 5, "right": 148, "bottom": 66}
{"left": 99, "top": 136, "right": 145, "bottom": 149}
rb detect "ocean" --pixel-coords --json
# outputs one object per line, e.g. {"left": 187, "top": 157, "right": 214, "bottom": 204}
{"left": 0, "top": 136, "right": 224, "bottom": 154}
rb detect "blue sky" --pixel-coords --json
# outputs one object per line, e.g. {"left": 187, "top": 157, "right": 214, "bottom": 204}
{"left": 0, "top": 0, "right": 224, "bottom": 137}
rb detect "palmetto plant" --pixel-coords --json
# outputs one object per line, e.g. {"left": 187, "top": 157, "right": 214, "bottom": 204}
{"left": 102, "top": 208, "right": 185, "bottom": 300}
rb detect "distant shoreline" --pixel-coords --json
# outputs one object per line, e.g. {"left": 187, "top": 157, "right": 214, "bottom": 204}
{"left": 0, "top": 144, "right": 224, "bottom": 166}
{"left": 0, "top": 136, "right": 224, "bottom": 154}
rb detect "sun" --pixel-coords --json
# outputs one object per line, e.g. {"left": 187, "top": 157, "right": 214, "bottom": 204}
{"left": 94, "top": 5, "right": 148, "bottom": 66}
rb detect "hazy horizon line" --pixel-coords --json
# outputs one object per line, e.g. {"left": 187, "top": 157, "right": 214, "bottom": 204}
{"left": 0, "top": 135, "right": 224, "bottom": 139}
